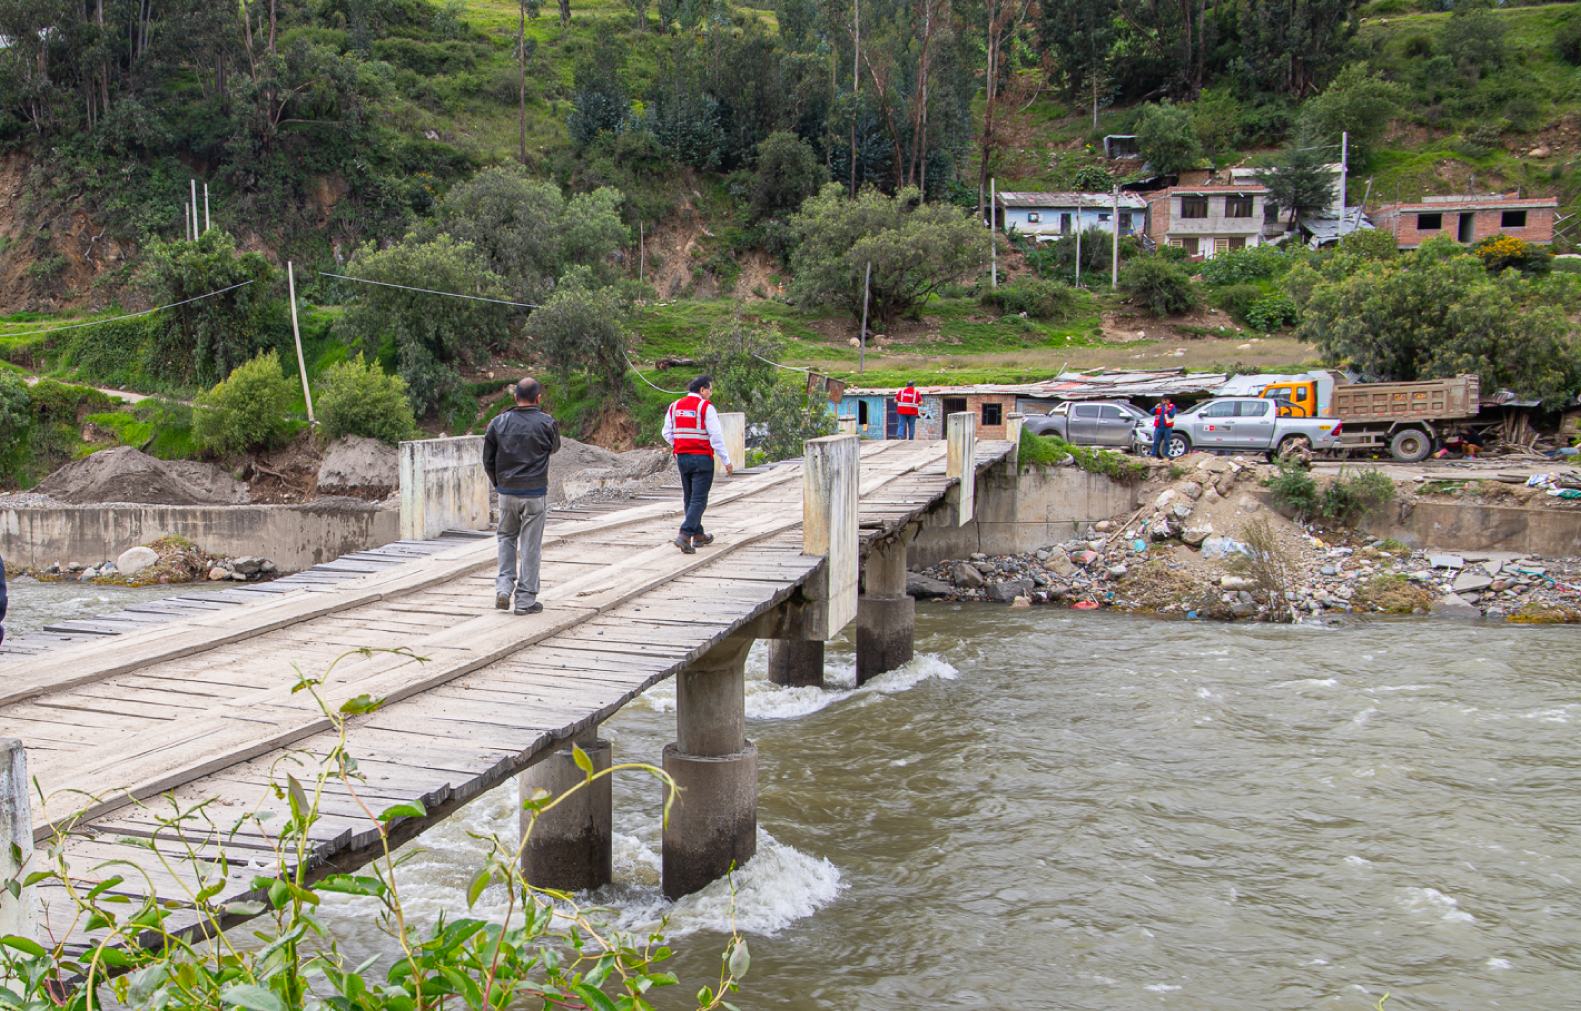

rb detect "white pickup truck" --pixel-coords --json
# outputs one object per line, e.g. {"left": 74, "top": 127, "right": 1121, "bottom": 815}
{"left": 1132, "top": 397, "right": 1344, "bottom": 460}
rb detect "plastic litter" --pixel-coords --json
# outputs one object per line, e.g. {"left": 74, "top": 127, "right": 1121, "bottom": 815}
{"left": 1200, "top": 536, "right": 1254, "bottom": 560}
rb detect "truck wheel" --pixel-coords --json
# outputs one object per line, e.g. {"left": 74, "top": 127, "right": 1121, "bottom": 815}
{"left": 1271, "top": 435, "right": 1312, "bottom": 464}
{"left": 1389, "top": 428, "right": 1432, "bottom": 463}
{"left": 1167, "top": 433, "right": 1190, "bottom": 458}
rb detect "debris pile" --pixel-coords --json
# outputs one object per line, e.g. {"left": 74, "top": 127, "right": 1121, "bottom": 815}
{"left": 26, "top": 536, "right": 277, "bottom": 586}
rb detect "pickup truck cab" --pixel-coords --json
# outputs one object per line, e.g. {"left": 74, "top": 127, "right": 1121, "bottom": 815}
{"left": 1132, "top": 397, "right": 1344, "bottom": 460}
{"left": 1024, "top": 400, "right": 1147, "bottom": 447}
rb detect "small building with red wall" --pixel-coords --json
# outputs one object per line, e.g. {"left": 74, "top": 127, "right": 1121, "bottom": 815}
{"left": 1373, "top": 194, "right": 1558, "bottom": 249}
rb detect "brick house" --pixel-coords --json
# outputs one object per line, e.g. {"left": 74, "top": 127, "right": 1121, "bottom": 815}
{"left": 1145, "top": 184, "right": 1270, "bottom": 258}
{"left": 1373, "top": 194, "right": 1558, "bottom": 249}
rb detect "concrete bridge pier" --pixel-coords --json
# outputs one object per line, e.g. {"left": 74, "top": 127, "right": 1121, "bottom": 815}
{"left": 856, "top": 529, "right": 916, "bottom": 686}
{"left": 663, "top": 634, "right": 757, "bottom": 899}
{"left": 518, "top": 728, "right": 612, "bottom": 892}
{"left": 764, "top": 601, "right": 825, "bottom": 688}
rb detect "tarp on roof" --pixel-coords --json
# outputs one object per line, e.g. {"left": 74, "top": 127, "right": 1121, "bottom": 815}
{"left": 1300, "top": 211, "right": 1374, "bottom": 245}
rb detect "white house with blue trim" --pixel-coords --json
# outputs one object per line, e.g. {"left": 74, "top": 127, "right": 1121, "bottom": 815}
{"left": 996, "top": 191, "right": 1149, "bottom": 243}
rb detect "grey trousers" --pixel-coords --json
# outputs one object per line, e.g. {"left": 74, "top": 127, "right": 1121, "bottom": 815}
{"left": 497, "top": 493, "right": 547, "bottom": 607}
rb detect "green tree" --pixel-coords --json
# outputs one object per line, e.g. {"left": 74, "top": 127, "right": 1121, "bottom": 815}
{"left": 337, "top": 236, "right": 509, "bottom": 415}
{"left": 1440, "top": 0, "right": 1506, "bottom": 79}
{"left": 750, "top": 131, "right": 826, "bottom": 221}
{"left": 192, "top": 350, "right": 296, "bottom": 456}
{"left": 316, "top": 354, "right": 417, "bottom": 446}
{"left": 1255, "top": 138, "right": 1336, "bottom": 226}
{"left": 430, "top": 169, "right": 628, "bottom": 301}
{"left": 1297, "top": 65, "right": 1402, "bottom": 167}
{"left": 0, "top": 369, "right": 30, "bottom": 475}
{"left": 528, "top": 267, "right": 633, "bottom": 398}
{"left": 138, "top": 229, "right": 278, "bottom": 386}
{"left": 1037, "top": 0, "right": 1117, "bottom": 119}
{"left": 790, "top": 184, "right": 983, "bottom": 324}
{"left": 1294, "top": 236, "right": 1581, "bottom": 401}
{"left": 698, "top": 314, "right": 835, "bottom": 462}
{"left": 1136, "top": 101, "right": 1201, "bottom": 176}
{"left": 1193, "top": 86, "right": 1242, "bottom": 158}
{"left": 1234, "top": 0, "right": 1361, "bottom": 96}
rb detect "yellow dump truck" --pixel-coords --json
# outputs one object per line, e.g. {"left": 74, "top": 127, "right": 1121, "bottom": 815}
{"left": 1256, "top": 373, "right": 1482, "bottom": 463}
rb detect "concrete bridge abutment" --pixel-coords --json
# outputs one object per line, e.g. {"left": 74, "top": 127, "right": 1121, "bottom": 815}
{"left": 765, "top": 602, "right": 826, "bottom": 689}
{"left": 663, "top": 634, "right": 758, "bottom": 899}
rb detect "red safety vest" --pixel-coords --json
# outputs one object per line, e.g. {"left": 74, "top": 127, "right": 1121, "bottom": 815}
{"left": 897, "top": 386, "right": 920, "bottom": 416}
{"left": 670, "top": 393, "right": 714, "bottom": 455}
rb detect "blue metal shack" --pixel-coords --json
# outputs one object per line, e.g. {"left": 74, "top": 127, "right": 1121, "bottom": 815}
{"left": 836, "top": 392, "right": 893, "bottom": 439}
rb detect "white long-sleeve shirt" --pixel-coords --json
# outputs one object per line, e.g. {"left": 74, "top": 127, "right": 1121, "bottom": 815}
{"left": 662, "top": 399, "right": 732, "bottom": 467}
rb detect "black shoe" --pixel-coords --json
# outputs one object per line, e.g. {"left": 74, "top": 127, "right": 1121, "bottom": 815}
{"left": 514, "top": 601, "right": 543, "bottom": 615}
{"left": 673, "top": 535, "right": 696, "bottom": 554}
{"left": 692, "top": 532, "right": 715, "bottom": 546}
{"left": 496, "top": 594, "right": 511, "bottom": 611}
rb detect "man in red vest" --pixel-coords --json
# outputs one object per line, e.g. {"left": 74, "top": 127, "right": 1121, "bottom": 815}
{"left": 663, "top": 375, "right": 733, "bottom": 554}
{"left": 896, "top": 381, "right": 921, "bottom": 440}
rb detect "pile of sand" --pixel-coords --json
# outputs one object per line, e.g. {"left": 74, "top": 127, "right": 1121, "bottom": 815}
{"left": 35, "top": 447, "right": 250, "bottom": 505}
{"left": 317, "top": 436, "right": 398, "bottom": 498}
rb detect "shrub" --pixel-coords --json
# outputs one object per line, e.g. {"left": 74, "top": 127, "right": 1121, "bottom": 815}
{"left": 1558, "top": 13, "right": 1581, "bottom": 65}
{"left": 1215, "top": 283, "right": 1263, "bottom": 322}
{"left": 981, "top": 277, "right": 1078, "bottom": 320}
{"left": 1197, "top": 244, "right": 1292, "bottom": 285}
{"left": 192, "top": 351, "right": 297, "bottom": 456}
{"left": 1245, "top": 294, "right": 1299, "bottom": 331}
{"left": 0, "top": 369, "right": 29, "bottom": 474}
{"left": 1472, "top": 235, "right": 1551, "bottom": 276}
{"left": 1265, "top": 460, "right": 1320, "bottom": 517}
{"left": 1321, "top": 467, "right": 1394, "bottom": 522}
{"left": 1120, "top": 256, "right": 1198, "bottom": 316}
{"left": 1337, "top": 228, "right": 1397, "bottom": 261}
{"left": 316, "top": 354, "right": 417, "bottom": 446}
{"left": 1136, "top": 101, "right": 1201, "bottom": 176}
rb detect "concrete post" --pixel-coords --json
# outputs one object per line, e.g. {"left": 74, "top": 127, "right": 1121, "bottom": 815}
{"left": 837, "top": 416, "right": 858, "bottom": 437}
{"left": 1006, "top": 411, "right": 1025, "bottom": 468}
{"left": 801, "top": 435, "right": 860, "bottom": 640}
{"left": 399, "top": 435, "right": 490, "bottom": 540}
{"left": 0, "top": 739, "right": 36, "bottom": 941}
{"left": 716, "top": 412, "right": 746, "bottom": 476}
{"left": 763, "top": 602, "right": 825, "bottom": 687}
{"left": 663, "top": 636, "right": 756, "bottom": 899}
{"left": 518, "top": 734, "right": 612, "bottom": 892}
{"left": 947, "top": 412, "right": 977, "bottom": 525}
{"left": 856, "top": 535, "right": 915, "bottom": 685}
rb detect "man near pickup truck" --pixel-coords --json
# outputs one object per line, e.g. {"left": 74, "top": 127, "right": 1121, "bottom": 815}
{"left": 1150, "top": 398, "right": 1177, "bottom": 458}
{"left": 484, "top": 377, "right": 561, "bottom": 616}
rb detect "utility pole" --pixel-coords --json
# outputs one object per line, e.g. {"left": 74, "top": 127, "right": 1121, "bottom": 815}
{"left": 1111, "top": 185, "right": 1120, "bottom": 287}
{"left": 203, "top": 183, "right": 210, "bottom": 233}
{"left": 1074, "top": 193, "right": 1082, "bottom": 288}
{"left": 1338, "top": 131, "right": 1347, "bottom": 223}
{"left": 989, "top": 177, "right": 997, "bottom": 289}
{"left": 184, "top": 202, "right": 191, "bottom": 242}
{"left": 639, "top": 222, "right": 645, "bottom": 285}
{"left": 859, "top": 261, "right": 871, "bottom": 375}
{"left": 288, "top": 262, "right": 315, "bottom": 428}
{"left": 190, "top": 179, "right": 199, "bottom": 239}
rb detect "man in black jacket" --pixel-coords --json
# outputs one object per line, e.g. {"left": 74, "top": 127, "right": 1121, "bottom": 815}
{"left": 483, "top": 378, "right": 561, "bottom": 616}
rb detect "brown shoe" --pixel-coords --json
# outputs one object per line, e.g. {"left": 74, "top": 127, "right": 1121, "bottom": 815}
{"left": 691, "top": 533, "right": 715, "bottom": 546}
{"left": 673, "top": 535, "right": 696, "bottom": 554}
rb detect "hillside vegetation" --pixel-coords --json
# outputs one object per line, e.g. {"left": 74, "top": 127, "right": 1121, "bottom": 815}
{"left": 0, "top": 0, "right": 1578, "bottom": 488}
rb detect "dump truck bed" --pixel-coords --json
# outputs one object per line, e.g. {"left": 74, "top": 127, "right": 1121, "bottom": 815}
{"left": 1331, "top": 375, "right": 1480, "bottom": 423}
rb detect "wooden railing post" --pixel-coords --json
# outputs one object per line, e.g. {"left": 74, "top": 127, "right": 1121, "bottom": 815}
{"left": 947, "top": 412, "right": 976, "bottom": 525}
{"left": 0, "top": 739, "right": 36, "bottom": 940}
{"left": 801, "top": 434, "right": 860, "bottom": 639}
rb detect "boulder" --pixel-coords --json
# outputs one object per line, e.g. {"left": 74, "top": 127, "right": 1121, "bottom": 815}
{"left": 232, "top": 557, "right": 264, "bottom": 576}
{"left": 1009, "top": 595, "right": 1032, "bottom": 609}
{"left": 1221, "top": 575, "right": 1256, "bottom": 590}
{"left": 1179, "top": 481, "right": 1202, "bottom": 500}
{"left": 1452, "top": 572, "right": 1494, "bottom": 594}
{"left": 1237, "top": 495, "right": 1261, "bottom": 513}
{"left": 1154, "top": 489, "right": 1179, "bottom": 511}
{"left": 207, "top": 566, "right": 230, "bottom": 581}
{"left": 953, "top": 561, "right": 986, "bottom": 588}
{"left": 1182, "top": 522, "right": 1214, "bottom": 547}
{"left": 116, "top": 545, "right": 159, "bottom": 577}
{"left": 1432, "top": 592, "right": 1483, "bottom": 619}
{"left": 986, "top": 579, "right": 1034, "bottom": 603}
{"left": 317, "top": 436, "right": 398, "bottom": 496}
{"left": 906, "top": 572, "right": 955, "bottom": 599}
{"left": 1043, "top": 556, "right": 1077, "bottom": 578}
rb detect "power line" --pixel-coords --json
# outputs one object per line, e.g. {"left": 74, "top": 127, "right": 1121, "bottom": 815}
{"left": 752, "top": 352, "right": 812, "bottom": 374}
{"left": 623, "top": 350, "right": 686, "bottom": 396}
{"left": 0, "top": 280, "right": 257, "bottom": 340}
{"left": 318, "top": 272, "right": 543, "bottom": 309}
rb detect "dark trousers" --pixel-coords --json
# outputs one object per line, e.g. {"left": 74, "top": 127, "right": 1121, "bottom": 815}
{"left": 677, "top": 453, "right": 715, "bottom": 538}
{"left": 898, "top": 413, "right": 917, "bottom": 440}
{"left": 1152, "top": 425, "right": 1171, "bottom": 458}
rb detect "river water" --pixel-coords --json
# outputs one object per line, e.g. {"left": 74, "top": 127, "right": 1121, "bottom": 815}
{"left": 11, "top": 583, "right": 1581, "bottom": 1007}
{"left": 2, "top": 576, "right": 202, "bottom": 639}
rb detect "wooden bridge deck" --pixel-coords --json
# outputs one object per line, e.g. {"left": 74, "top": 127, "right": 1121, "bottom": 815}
{"left": 0, "top": 438, "right": 1011, "bottom": 951}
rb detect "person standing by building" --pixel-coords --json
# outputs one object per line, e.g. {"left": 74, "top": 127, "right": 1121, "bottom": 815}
{"left": 896, "top": 381, "right": 921, "bottom": 440}
{"left": 484, "top": 377, "right": 561, "bottom": 615}
{"left": 663, "top": 375, "right": 733, "bottom": 554}
{"left": 1151, "top": 397, "right": 1178, "bottom": 458}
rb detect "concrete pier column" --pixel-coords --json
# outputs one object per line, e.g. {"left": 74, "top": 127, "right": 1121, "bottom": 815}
{"left": 767, "top": 638, "right": 825, "bottom": 688}
{"left": 0, "top": 739, "right": 36, "bottom": 940}
{"left": 947, "top": 412, "right": 977, "bottom": 525}
{"left": 663, "top": 635, "right": 756, "bottom": 899}
{"left": 856, "top": 534, "right": 915, "bottom": 686}
{"left": 519, "top": 731, "right": 612, "bottom": 892}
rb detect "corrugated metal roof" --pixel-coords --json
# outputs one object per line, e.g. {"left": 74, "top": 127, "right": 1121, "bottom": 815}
{"left": 997, "top": 191, "right": 1149, "bottom": 210}
{"left": 1300, "top": 211, "right": 1375, "bottom": 244}
{"left": 841, "top": 369, "right": 1229, "bottom": 400}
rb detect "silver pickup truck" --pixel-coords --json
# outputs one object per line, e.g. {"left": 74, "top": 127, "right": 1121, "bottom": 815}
{"left": 1131, "top": 397, "right": 1344, "bottom": 460}
{"left": 1024, "top": 400, "right": 1149, "bottom": 447}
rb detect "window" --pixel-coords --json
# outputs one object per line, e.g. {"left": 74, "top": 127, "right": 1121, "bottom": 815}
{"left": 943, "top": 397, "right": 968, "bottom": 417}
{"left": 1119, "top": 212, "right": 1133, "bottom": 232}
{"left": 1099, "top": 406, "right": 1126, "bottom": 420}
{"left": 1418, "top": 212, "right": 1442, "bottom": 230}
{"left": 1200, "top": 402, "right": 1236, "bottom": 418}
{"left": 1073, "top": 404, "right": 1100, "bottom": 418}
{"left": 1098, "top": 212, "right": 1111, "bottom": 223}
{"left": 982, "top": 402, "right": 1003, "bottom": 426}
{"left": 1502, "top": 210, "right": 1527, "bottom": 228}
{"left": 858, "top": 401, "right": 869, "bottom": 426}
{"left": 1235, "top": 400, "right": 1270, "bottom": 417}
{"left": 1183, "top": 237, "right": 1200, "bottom": 256}
{"left": 1214, "top": 237, "right": 1230, "bottom": 254}
{"left": 1181, "top": 196, "right": 1209, "bottom": 219}
{"left": 1027, "top": 212, "right": 1041, "bottom": 223}
{"left": 1228, "top": 236, "right": 1247, "bottom": 249}
{"left": 1226, "top": 195, "right": 1254, "bottom": 218}
{"left": 1264, "top": 202, "right": 1280, "bottom": 223}
{"left": 1060, "top": 213, "right": 1072, "bottom": 233}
